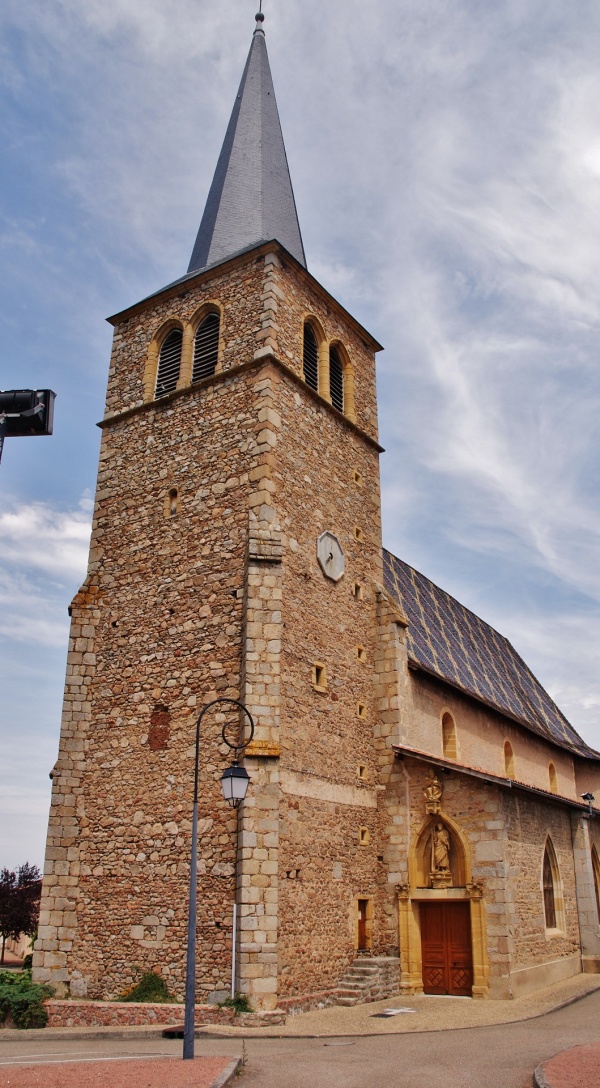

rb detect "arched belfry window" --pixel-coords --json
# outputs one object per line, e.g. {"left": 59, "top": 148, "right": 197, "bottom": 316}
{"left": 303, "top": 323, "right": 319, "bottom": 391}
{"left": 542, "top": 838, "right": 564, "bottom": 932}
{"left": 329, "top": 345, "right": 344, "bottom": 412}
{"left": 193, "top": 312, "right": 220, "bottom": 382}
{"left": 155, "top": 328, "right": 183, "bottom": 397}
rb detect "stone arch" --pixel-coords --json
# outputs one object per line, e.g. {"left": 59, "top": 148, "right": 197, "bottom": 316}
{"left": 542, "top": 836, "right": 565, "bottom": 932}
{"left": 327, "top": 338, "right": 356, "bottom": 422}
{"left": 441, "top": 711, "right": 457, "bottom": 759}
{"left": 185, "top": 300, "right": 224, "bottom": 386}
{"left": 400, "top": 810, "right": 488, "bottom": 999}
{"left": 143, "top": 318, "right": 185, "bottom": 402}
{"left": 301, "top": 313, "right": 327, "bottom": 396}
{"left": 592, "top": 844, "right": 600, "bottom": 923}
{"left": 504, "top": 740, "right": 515, "bottom": 779}
{"left": 412, "top": 812, "right": 469, "bottom": 889}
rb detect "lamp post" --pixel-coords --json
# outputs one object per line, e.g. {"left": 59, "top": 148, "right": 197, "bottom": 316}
{"left": 582, "top": 792, "right": 595, "bottom": 817}
{"left": 183, "top": 698, "right": 255, "bottom": 1061}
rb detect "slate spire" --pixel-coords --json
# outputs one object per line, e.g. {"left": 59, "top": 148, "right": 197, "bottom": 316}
{"left": 188, "top": 12, "right": 306, "bottom": 274}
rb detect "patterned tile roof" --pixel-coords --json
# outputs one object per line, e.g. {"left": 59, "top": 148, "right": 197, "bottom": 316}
{"left": 383, "top": 549, "right": 599, "bottom": 760}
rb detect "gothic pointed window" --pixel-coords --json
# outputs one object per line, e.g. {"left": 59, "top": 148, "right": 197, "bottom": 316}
{"left": 592, "top": 845, "right": 600, "bottom": 923}
{"left": 193, "top": 312, "right": 220, "bottom": 382}
{"left": 543, "top": 841, "right": 557, "bottom": 929}
{"left": 303, "top": 322, "right": 319, "bottom": 391}
{"left": 155, "top": 328, "right": 183, "bottom": 397}
{"left": 329, "top": 345, "right": 344, "bottom": 412}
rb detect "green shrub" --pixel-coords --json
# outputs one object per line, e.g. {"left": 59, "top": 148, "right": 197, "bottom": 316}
{"left": 119, "top": 972, "right": 174, "bottom": 1003}
{"left": 219, "top": 993, "right": 252, "bottom": 1014}
{"left": 0, "top": 970, "right": 53, "bottom": 1029}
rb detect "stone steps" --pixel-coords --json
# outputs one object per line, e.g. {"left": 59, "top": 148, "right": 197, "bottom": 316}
{"left": 334, "top": 956, "right": 401, "bottom": 1007}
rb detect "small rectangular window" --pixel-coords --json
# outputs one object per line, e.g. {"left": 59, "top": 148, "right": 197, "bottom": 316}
{"left": 359, "top": 827, "right": 370, "bottom": 845}
{"left": 354, "top": 526, "right": 364, "bottom": 543}
{"left": 357, "top": 702, "right": 366, "bottom": 719}
{"left": 353, "top": 470, "right": 363, "bottom": 486}
{"left": 356, "top": 645, "right": 366, "bottom": 662}
{"left": 352, "top": 582, "right": 363, "bottom": 600}
{"left": 357, "top": 764, "right": 367, "bottom": 779}
{"left": 312, "top": 662, "right": 327, "bottom": 691}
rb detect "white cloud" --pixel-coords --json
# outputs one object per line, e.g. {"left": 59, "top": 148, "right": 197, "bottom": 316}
{"left": 0, "top": 495, "right": 91, "bottom": 580}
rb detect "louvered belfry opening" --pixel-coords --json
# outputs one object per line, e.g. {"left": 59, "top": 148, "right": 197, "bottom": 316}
{"left": 193, "top": 312, "right": 220, "bottom": 382}
{"left": 155, "top": 328, "right": 183, "bottom": 397}
{"left": 303, "top": 323, "right": 319, "bottom": 391}
{"left": 543, "top": 848, "right": 556, "bottom": 928}
{"left": 329, "top": 345, "right": 344, "bottom": 412}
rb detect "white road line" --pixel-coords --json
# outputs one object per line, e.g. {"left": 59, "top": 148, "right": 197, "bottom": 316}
{"left": 0, "top": 1054, "right": 168, "bottom": 1066}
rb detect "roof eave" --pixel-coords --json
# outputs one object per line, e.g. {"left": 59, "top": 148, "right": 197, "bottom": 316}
{"left": 407, "top": 658, "right": 600, "bottom": 762}
{"left": 392, "top": 743, "right": 600, "bottom": 811}
{"left": 106, "top": 240, "right": 383, "bottom": 352}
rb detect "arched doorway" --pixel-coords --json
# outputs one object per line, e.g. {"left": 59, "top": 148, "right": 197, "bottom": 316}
{"left": 397, "top": 776, "right": 489, "bottom": 999}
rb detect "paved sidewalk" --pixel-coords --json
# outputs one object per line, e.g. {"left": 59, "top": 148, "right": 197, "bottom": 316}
{"left": 534, "top": 1043, "right": 600, "bottom": 1088}
{"left": 202, "top": 971, "right": 600, "bottom": 1037}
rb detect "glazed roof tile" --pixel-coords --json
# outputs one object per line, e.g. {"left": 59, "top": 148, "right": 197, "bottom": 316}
{"left": 383, "top": 549, "right": 599, "bottom": 760}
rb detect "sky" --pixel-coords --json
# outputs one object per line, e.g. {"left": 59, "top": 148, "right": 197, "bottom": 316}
{"left": 1, "top": 0, "right": 599, "bottom": 871}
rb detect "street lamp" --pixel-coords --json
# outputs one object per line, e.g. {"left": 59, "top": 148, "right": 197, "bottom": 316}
{"left": 581, "top": 792, "right": 595, "bottom": 817}
{"left": 183, "top": 698, "right": 255, "bottom": 1061}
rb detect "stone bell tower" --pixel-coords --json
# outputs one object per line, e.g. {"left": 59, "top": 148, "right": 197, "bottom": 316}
{"left": 34, "top": 13, "right": 392, "bottom": 1009}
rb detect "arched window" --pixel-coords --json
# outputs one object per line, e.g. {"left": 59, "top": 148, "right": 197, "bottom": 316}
{"left": 155, "top": 328, "right": 183, "bottom": 397}
{"left": 442, "top": 713, "right": 457, "bottom": 759}
{"left": 303, "top": 322, "right": 319, "bottom": 391}
{"left": 548, "top": 763, "right": 558, "bottom": 793}
{"left": 542, "top": 839, "right": 563, "bottom": 931}
{"left": 193, "top": 312, "right": 220, "bottom": 382}
{"left": 329, "top": 345, "right": 344, "bottom": 412}
{"left": 504, "top": 741, "right": 515, "bottom": 779}
{"left": 592, "top": 845, "right": 600, "bottom": 924}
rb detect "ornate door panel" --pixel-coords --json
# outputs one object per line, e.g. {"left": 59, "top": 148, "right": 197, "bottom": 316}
{"left": 420, "top": 902, "right": 473, "bottom": 996}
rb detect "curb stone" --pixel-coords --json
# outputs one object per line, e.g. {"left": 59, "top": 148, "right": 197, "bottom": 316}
{"left": 211, "top": 1057, "right": 242, "bottom": 1088}
{"left": 533, "top": 1068, "right": 551, "bottom": 1088}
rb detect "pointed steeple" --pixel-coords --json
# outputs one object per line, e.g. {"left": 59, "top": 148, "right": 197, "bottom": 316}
{"left": 187, "top": 13, "right": 306, "bottom": 274}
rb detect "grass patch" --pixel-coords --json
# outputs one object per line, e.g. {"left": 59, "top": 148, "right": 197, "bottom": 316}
{"left": 219, "top": 993, "right": 252, "bottom": 1014}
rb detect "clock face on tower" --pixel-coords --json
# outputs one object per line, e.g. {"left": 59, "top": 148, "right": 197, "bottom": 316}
{"left": 316, "top": 531, "right": 345, "bottom": 582}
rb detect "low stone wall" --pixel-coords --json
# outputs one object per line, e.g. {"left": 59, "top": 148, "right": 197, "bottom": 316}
{"left": 43, "top": 1000, "right": 286, "bottom": 1029}
{"left": 277, "top": 990, "right": 342, "bottom": 1016}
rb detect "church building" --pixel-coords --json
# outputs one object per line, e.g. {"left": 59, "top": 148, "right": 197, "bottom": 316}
{"left": 34, "top": 13, "right": 600, "bottom": 1009}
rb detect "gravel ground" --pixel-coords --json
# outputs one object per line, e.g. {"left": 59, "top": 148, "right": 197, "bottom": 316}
{"left": 202, "top": 972, "right": 600, "bottom": 1038}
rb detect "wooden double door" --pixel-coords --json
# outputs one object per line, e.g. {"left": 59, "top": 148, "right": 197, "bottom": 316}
{"left": 420, "top": 902, "right": 473, "bottom": 997}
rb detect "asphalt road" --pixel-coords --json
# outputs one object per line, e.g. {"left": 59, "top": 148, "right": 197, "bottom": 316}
{"left": 0, "top": 989, "right": 598, "bottom": 1088}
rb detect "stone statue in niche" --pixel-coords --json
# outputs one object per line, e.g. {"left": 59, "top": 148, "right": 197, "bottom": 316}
{"left": 430, "top": 821, "right": 453, "bottom": 888}
{"left": 424, "top": 773, "right": 443, "bottom": 815}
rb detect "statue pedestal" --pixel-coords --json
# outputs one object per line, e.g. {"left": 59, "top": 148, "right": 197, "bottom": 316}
{"left": 430, "top": 870, "right": 452, "bottom": 889}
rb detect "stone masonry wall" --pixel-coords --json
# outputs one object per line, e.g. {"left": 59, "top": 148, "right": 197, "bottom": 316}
{"left": 35, "top": 243, "right": 388, "bottom": 1009}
